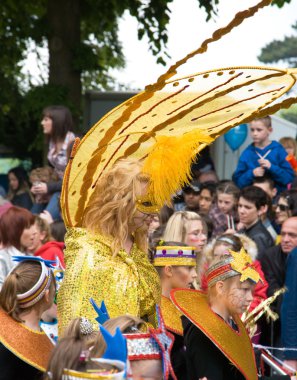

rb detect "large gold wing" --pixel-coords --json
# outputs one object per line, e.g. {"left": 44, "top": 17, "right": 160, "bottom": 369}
{"left": 61, "top": 0, "right": 297, "bottom": 227}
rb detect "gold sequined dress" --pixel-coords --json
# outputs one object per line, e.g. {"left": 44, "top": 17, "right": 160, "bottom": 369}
{"left": 58, "top": 227, "right": 161, "bottom": 332}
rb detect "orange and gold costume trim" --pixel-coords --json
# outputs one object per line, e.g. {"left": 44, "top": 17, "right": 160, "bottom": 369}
{"left": 63, "top": 368, "right": 124, "bottom": 379}
{"left": 0, "top": 308, "right": 54, "bottom": 371}
{"left": 170, "top": 289, "right": 258, "bottom": 380}
{"left": 161, "top": 296, "right": 183, "bottom": 336}
{"left": 58, "top": 228, "right": 161, "bottom": 333}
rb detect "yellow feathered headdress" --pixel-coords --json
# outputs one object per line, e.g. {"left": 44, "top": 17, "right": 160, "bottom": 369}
{"left": 61, "top": 0, "right": 297, "bottom": 227}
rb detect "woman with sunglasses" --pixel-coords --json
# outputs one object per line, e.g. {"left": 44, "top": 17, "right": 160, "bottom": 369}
{"left": 275, "top": 189, "right": 297, "bottom": 227}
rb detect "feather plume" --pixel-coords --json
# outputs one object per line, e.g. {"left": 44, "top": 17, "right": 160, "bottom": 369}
{"left": 142, "top": 130, "right": 213, "bottom": 206}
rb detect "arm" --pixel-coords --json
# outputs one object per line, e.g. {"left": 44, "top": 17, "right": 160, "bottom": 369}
{"left": 259, "top": 249, "right": 283, "bottom": 298}
{"left": 232, "top": 152, "right": 255, "bottom": 188}
{"left": 47, "top": 180, "right": 62, "bottom": 194}
{"left": 267, "top": 149, "right": 294, "bottom": 186}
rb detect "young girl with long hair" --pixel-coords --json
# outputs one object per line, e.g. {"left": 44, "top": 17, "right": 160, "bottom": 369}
{"left": 209, "top": 181, "right": 240, "bottom": 237}
{"left": 0, "top": 257, "right": 56, "bottom": 379}
{"left": 45, "top": 316, "right": 125, "bottom": 380}
{"left": 31, "top": 105, "right": 75, "bottom": 221}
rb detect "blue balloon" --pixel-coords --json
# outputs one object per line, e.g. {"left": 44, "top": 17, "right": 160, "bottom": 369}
{"left": 224, "top": 124, "right": 248, "bottom": 152}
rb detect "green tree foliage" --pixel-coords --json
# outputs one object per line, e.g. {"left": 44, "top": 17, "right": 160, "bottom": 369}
{"left": 0, "top": 0, "right": 291, "bottom": 165}
{"left": 258, "top": 20, "right": 297, "bottom": 125}
{"left": 258, "top": 21, "right": 297, "bottom": 67}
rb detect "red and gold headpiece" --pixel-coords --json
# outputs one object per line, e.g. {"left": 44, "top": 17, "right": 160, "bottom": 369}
{"left": 206, "top": 248, "right": 261, "bottom": 287}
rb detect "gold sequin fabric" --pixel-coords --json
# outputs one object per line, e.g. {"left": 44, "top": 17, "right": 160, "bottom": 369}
{"left": 0, "top": 309, "right": 54, "bottom": 371}
{"left": 161, "top": 295, "right": 183, "bottom": 336}
{"left": 58, "top": 228, "right": 161, "bottom": 333}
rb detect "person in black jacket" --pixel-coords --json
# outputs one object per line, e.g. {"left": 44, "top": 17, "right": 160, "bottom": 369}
{"left": 259, "top": 217, "right": 297, "bottom": 347}
{"left": 237, "top": 186, "right": 274, "bottom": 260}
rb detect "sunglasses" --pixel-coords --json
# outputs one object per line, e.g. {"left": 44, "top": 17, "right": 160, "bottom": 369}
{"left": 276, "top": 204, "right": 290, "bottom": 212}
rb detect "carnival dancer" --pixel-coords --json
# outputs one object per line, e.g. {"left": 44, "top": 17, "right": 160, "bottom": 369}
{"left": 153, "top": 241, "right": 197, "bottom": 380}
{"left": 0, "top": 256, "right": 56, "bottom": 380}
{"left": 171, "top": 248, "right": 262, "bottom": 380}
{"left": 58, "top": 159, "right": 161, "bottom": 332}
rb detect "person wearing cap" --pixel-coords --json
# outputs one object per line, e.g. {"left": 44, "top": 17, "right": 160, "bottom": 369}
{"left": 153, "top": 241, "right": 197, "bottom": 380}
{"left": 181, "top": 180, "right": 201, "bottom": 213}
{"left": 171, "top": 248, "right": 262, "bottom": 380}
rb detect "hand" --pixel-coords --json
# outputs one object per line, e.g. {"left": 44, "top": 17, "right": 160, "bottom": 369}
{"left": 258, "top": 158, "right": 271, "bottom": 169}
{"left": 253, "top": 166, "right": 265, "bottom": 177}
{"left": 236, "top": 222, "right": 245, "bottom": 231}
{"left": 39, "top": 210, "right": 54, "bottom": 225}
{"left": 31, "top": 182, "right": 48, "bottom": 195}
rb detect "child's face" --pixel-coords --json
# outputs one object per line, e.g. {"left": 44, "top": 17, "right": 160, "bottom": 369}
{"left": 170, "top": 266, "right": 197, "bottom": 289}
{"left": 238, "top": 197, "right": 259, "bottom": 227}
{"left": 185, "top": 220, "right": 207, "bottom": 253}
{"left": 249, "top": 120, "right": 271, "bottom": 146}
{"left": 198, "top": 189, "right": 213, "bottom": 214}
{"left": 217, "top": 193, "right": 236, "bottom": 214}
{"left": 213, "top": 243, "right": 231, "bottom": 258}
{"left": 224, "top": 277, "right": 255, "bottom": 316}
{"left": 285, "top": 146, "right": 295, "bottom": 156}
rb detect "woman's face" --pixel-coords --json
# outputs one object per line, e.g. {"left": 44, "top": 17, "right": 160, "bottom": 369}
{"left": 217, "top": 193, "right": 236, "bottom": 214}
{"left": 41, "top": 115, "right": 53, "bottom": 135}
{"left": 171, "top": 266, "right": 197, "bottom": 289}
{"left": 148, "top": 215, "right": 160, "bottom": 234}
{"left": 185, "top": 220, "right": 207, "bottom": 253}
{"left": 8, "top": 172, "right": 19, "bottom": 191}
{"left": 26, "top": 223, "right": 46, "bottom": 253}
{"left": 275, "top": 196, "right": 291, "bottom": 225}
{"left": 20, "top": 224, "right": 36, "bottom": 251}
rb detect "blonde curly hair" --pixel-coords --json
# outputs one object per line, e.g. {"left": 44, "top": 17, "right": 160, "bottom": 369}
{"left": 82, "top": 159, "right": 150, "bottom": 255}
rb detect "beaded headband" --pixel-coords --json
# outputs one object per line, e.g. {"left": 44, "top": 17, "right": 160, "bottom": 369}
{"left": 206, "top": 248, "right": 261, "bottom": 287}
{"left": 125, "top": 333, "right": 161, "bottom": 361}
{"left": 154, "top": 245, "right": 197, "bottom": 267}
{"left": 13, "top": 257, "right": 53, "bottom": 309}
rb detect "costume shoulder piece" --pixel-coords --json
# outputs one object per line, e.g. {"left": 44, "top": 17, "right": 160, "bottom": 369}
{"left": 61, "top": 0, "right": 297, "bottom": 227}
{"left": 170, "top": 289, "right": 258, "bottom": 380}
{"left": 161, "top": 295, "right": 183, "bottom": 336}
{"left": 0, "top": 308, "right": 54, "bottom": 371}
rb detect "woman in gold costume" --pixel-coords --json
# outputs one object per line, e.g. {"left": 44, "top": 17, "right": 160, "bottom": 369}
{"left": 58, "top": 159, "right": 161, "bottom": 332}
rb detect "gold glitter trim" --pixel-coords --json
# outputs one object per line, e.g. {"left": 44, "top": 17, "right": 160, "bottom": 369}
{"left": 0, "top": 309, "right": 54, "bottom": 371}
{"left": 171, "top": 289, "right": 258, "bottom": 380}
{"left": 63, "top": 368, "right": 119, "bottom": 379}
{"left": 154, "top": 258, "right": 196, "bottom": 267}
{"left": 161, "top": 296, "right": 183, "bottom": 336}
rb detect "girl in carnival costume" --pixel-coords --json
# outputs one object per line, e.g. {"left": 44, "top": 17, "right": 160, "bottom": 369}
{"left": 153, "top": 241, "right": 198, "bottom": 380}
{"left": 0, "top": 256, "right": 56, "bottom": 380}
{"left": 171, "top": 248, "right": 261, "bottom": 380}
